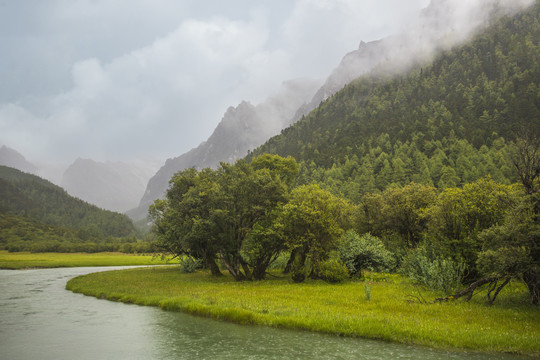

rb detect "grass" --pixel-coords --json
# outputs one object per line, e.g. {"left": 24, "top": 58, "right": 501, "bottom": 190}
{"left": 0, "top": 250, "right": 178, "bottom": 269}
{"left": 66, "top": 267, "right": 540, "bottom": 357}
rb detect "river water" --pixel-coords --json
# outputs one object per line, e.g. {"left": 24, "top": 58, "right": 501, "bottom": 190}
{"left": 0, "top": 267, "right": 527, "bottom": 360}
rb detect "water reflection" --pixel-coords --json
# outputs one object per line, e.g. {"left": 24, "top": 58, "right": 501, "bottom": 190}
{"left": 0, "top": 268, "right": 527, "bottom": 360}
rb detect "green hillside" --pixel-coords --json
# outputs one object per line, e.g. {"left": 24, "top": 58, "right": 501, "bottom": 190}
{"left": 250, "top": 2, "right": 540, "bottom": 200}
{"left": 0, "top": 166, "right": 149, "bottom": 253}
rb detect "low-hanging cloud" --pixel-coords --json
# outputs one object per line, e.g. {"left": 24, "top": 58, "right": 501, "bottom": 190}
{"left": 1, "top": 0, "right": 452, "bottom": 166}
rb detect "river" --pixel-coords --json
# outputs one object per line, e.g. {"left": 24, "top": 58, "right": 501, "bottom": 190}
{"left": 0, "top": 267, "right": 527, "bottom": 360}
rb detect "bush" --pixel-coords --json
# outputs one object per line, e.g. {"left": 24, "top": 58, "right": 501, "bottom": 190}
{"left": 290, "top": 256, "right": 307, "bottom": 283}
{"left": 337, "top": 231, "right": 395, "bottom": 277}
{"left": 315, "top": 259, "right": 350, "bottom": 283}
{"left": 179, "top": 256, "right": 202, "bottom": 273}
{"left": 400, "top": 245, "right": 466, "bottom": 295}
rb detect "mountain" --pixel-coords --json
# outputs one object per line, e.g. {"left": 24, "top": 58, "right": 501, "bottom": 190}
{"left": 130, "top": 78, "right": 320, "bottom": 220}
{"left": 0, "top": 145, "right": 38, "bottom": 174}
{"left": 62, "top": 158, "right": 156, "bottom": 213}
{"left": 0, "top": 165, "right": 140, "bottom": 252}
{"left": 249, "top": 1, "right": 539, "bottom": 200}
{"left": 131, "top": 0, "right": 535, "bottom": 222}
{"left": 303, "top": 0, "right": 535, "bottom": 115}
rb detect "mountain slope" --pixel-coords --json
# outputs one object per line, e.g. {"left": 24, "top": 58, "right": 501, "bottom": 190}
{"left": 131, "top": 79, "right": 320, "bottom": 220}
{"left": 0, "top": 145, "right": 37, "bottom": 174}
{"left": 0, "top": 165, "right": 137, "bottom": 241}
{"left": 62, "top": 158, "right": 156, "bottom": 213}
{"left": 132, "top": 0, "right": 535, "bottom": 222}
{"left": 250, "top": 1, "right": 539, "bottom": 197}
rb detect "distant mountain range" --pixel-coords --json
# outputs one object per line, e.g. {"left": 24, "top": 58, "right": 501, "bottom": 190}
{"left": 0, "top": 145, "right": 156, "bottom": 213}
{"left": 62, "top": 158, "right": 157, "bottom": 213}
{"left": 0, "top": 145, "right": 38, "bottom": 174}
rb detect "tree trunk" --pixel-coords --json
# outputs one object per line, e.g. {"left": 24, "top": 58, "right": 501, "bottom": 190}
{"left": 283, "top": 248, "right": 300, "bottom": 274}
{"left": 206, "top": 255, "right": 223, "bottom": 277}
{"left": 523, "top": 270, "right": 540, "bottom": 305}
{"left": 239, "top": 257, "right": 252, "bottom": 281}
{"left": 435, "top": 277, "right": 499, "bottom": 303}
{"left": 219, "top": 251, "right": 245, "bottom": 281}
{"left": 487, "top": 277, "right": 511, "bottom": 305}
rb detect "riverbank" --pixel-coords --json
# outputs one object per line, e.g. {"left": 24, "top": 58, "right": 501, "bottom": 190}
{"left": 0, "top": 250, "right": 177, "bottom": 269}
{"left": 66, "top": 266, "right": 539, "bottom": 357}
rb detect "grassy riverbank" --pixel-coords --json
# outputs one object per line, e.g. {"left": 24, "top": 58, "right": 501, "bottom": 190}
{"left": 66, "top": 266, "right": 539, "bottom": 357}
{"left": 0, "top": 250, "right": 177, "bottom": 269}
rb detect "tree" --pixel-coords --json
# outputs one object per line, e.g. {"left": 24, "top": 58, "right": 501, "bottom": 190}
{"left": 150, "top": 155, "right": 299, "bottom": 281}
{"left": 149, "top": 168, "right": 223, "bottom": 276}
{"left": 213, "top": 160, "right": 293, "bottom": 280}
{"left": 358, "top": 182, "right": 438, "bottom": 248}
{"left": 277, "top": 184, "right": 354, "bottom": 281}
{"left": 337, "top": 230, "right": 394, "bottom": 277}
{"left": 424, "top": 177, "right": 522, "bottom": 277}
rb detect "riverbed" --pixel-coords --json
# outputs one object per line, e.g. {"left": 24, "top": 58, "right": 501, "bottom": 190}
{"left": 0, "top": 267, "right": 527, "bottom": 359}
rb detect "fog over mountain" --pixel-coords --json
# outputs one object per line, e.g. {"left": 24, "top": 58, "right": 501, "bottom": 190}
{"left": 62, "top": 158, "right": 158, "bottom": 213}
{"left": 0, "top": 0, "right": 430, "bottom": 167}
{"left": 0, "top": 145, "right": 38, "bottom": 175}
{"left": 130, "top": 0, "right": 535, "bottom": 221}
{"left": 307, "top": 0, "right": 535, "bottom": 111}
{"left": 134, "top": 78, "right": 320, "bottom": 217}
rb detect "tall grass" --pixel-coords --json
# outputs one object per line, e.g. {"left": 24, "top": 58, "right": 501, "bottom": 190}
{"left": 66, "top": 267, "right": 540, "bottom": 356}
{"left": 0, "top": 250, "right": 177, "bottom": 269}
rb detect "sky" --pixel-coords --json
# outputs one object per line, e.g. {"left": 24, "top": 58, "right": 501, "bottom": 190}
{"left": 0, "top": 0, "right": 433, "bottom": 166}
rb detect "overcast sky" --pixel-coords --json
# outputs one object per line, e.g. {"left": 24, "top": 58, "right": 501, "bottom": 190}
{"left": 0, "top": 0, "right": 431, "bottom": 166}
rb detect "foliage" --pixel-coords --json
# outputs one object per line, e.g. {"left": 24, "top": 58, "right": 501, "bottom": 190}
{"left": 0, "top": 166, "right": 145, "bottom": 253}
{"left": 357, "top": 183, "right": 438, "bottom": 249}
{"left": 477, "top": 197, "right": 540, "bottom": 304}
{"left": 150, "top": 155, "right": 299, "bottom": 280}
{"left": 337, "top": 230, "right": 394, "bottom": 277}
{"left": 422, "top": 177, "right": 523, "bottom": 277}
{"left": 313, "top": 258, "right": 350, "bottom": 283}
{"left": 178, "top": 256, "right": 203, "bottom": 274}
{"left": 0, "top": 166, "right": 136, "bottom": 238}
{"left": 248, "top": 3, "right": 540, "bottom": 200}
{"left": 400, "top": 245, "right": 467, "bottom": 295}
{"left": 276, "top": 184, "right": 355, "bottom": 281}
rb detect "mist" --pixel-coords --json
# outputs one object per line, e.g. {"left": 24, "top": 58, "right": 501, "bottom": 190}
{"left": 0, "top": 0, "right": 428, "bottom": 168}
{"left": 0, "top": 0, "right": 534, "bottom": 173}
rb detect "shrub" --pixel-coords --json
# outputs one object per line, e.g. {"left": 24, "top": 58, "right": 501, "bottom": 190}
{"left": 290, "top": 256, "right": 307, "bottom": 283}
{"left": 337, "top": 231, "right": 395, "bottom": 277}
{"left": 400, "top": 245, "right": 466, "bottom": 295}
{"left": 179, "top": 256, "right": 202, "bottom": 273}
{"left": 315, "top": 259, "right": 350, "bottom": 283}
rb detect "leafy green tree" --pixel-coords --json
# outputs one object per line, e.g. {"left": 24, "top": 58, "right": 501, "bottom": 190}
{"left": 424, "top": 177, "right": 522, "bottom": 278}
{"left": 214, "top": 160, "right": 293, "bottom": 280}
{"left": 337, "top": 230, "right": 394, "bottom": 277}
{"left": 358, "top": 183, "right": 438, "bottom": 248}
{"left": 277, "top": 184, "right": 354, "bottom": 281}
{"left": 150, "top": 155, "right": 299, "bottom": 280}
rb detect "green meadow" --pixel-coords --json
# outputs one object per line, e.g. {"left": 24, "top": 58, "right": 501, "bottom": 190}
{"left": 0, "top": 250, "right": 177, "bottom": 269}
{"left": 66, "top": 266, "right": 539, "bottom": 357}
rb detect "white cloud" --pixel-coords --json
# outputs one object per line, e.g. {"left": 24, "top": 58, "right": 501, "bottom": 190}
{"left": 11, "top": 0, "right": 528, "bottom": 167}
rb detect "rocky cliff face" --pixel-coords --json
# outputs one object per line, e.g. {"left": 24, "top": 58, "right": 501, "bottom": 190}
{"left": 62, "top": 158, "right": 156, "bottom": 213}
{"left": 132, "top": 79, "right": 320, "bottom": 220}
{"left": 0, "top": 145, "right": 38, "bottom": 174}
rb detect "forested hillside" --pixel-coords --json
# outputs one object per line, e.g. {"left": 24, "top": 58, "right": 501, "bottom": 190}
{"left": 250, "top": 2, "right": 540, "bottom": 200}
{"left": 152, "top": 3, "right": 539, "bottom": 304}
{"left": 0, "top": 166, "right": 148, "bottom": 252}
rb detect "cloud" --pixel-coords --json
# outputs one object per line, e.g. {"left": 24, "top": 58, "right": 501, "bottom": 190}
{"left": 8, "top": 0, "right": 508, "bottom": 166}
{"left": 1, "top": 14, "right": 288, "bottom": 163}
